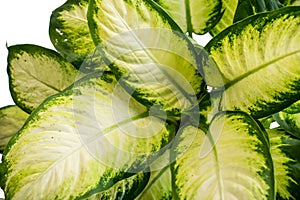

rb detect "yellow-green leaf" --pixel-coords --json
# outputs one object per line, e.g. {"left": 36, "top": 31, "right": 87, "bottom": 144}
{"left": 210, "top": 0, "right": 238, "bottom": 36}
{"left": 268, "top": 128, "right": 300, "bottom": 199}
{"left": 88, "top": 0, "right": 203, "bottom": 115}
{"left": 8, "top": 44, "right": 79, "bottom": 113}
{"left": 49, "top": 0, "right": 96, "bottom": 68}
{"left": 171, "top": 112, "right": 274, "bottom": 199}
{"left": 154, "top": 0, "right": 222, "bottom": 34}
{"left": 203, "top": 7, "right": 300, "bottom": 118}
{"left": 0, "top": 106, "right": 28, "bottom": 152}
{"left": 274, "top": 111, "right": 300, "bottom": 139}
{"left": 0, "top": 72, "right": 175, "bottom": 199}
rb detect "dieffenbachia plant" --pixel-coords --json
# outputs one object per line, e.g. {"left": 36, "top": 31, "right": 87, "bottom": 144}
{"left": 0, "top": 0, "right": 300, "bottom": 199}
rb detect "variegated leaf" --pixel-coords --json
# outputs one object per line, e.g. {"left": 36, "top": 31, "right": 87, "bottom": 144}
{"left": 88, "top": 0, "right": 203, "bottom": 116}
{"left": 203, "top": 7, "right": 300, "bottom": 118}
{"left": 171, "top": 112, "right": 274, "bottom": 199}
{"left": 0, "top": 72, "right": 175, "bottom": 199}
{"left": 0, "top": 106, "right": 28, "bottom": 152}
{"left": 154, "top": 0, "right": 222, "bottom": 35}
{"left": 268, "top": 128, "right": 300, "bottom": 199}
{"left": 7, "top": 44, "right": 78, "bottom": 113}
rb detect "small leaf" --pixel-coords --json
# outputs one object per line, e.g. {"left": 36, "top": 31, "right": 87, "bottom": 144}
{"left": 210, "top": 0, "right": 239, "bottom": 36}
{"left": 282, "top": 100, "right": 300, "bottom": 114}
{"left": 88, "top": 0, "right": 203, "bottom": 116}
{"left": 1, "top": 72, "right": 175, "bottom": 199}
{"left": 136, "top": 150, "right": 172, "bottom": 199}
{"left": 0, "top": 105, "right": 29, "bottom": 152}
{"left": 273, "top": 111, "right": 300, "bottom": 139}
{"left": 280, "top": 0, "right": 300, "bottom": 6}
{"left": 203, "top": 7, "right": 300, "bottom": 118}
{"left": 171, "top": 112, "right": 274, "bottom": 199}
{"left": 7, "top": 44, "right": 79, "bottom": 113}
{"left": 154, "top": 0, "right": 222, "bottom": 35}
{"left": 268, "top": 128, "right": 300, "bottom": 199}
{"left": 49, "top": 0, "right": 96, "bottom": 68}
{"left": 86, "top": 171, "right": 150, "bottom": 200}
{"left": 233, "top": 0, "right": 282, "bottom": 23}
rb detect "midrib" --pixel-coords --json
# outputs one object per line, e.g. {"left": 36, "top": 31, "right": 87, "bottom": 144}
{"left": 224, "top": 49, "right": 300, "bottom": 90}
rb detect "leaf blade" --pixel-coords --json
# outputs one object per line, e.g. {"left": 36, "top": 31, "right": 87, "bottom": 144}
{"left": 7, "top": 44, "right": 78, "bottom": 113}
{"left": 1, "top": 72, "right": 175, "bottom": 199}
{"left": 204, "top": 7, "right": 300, "bottom": 118}
{"left": 0, "top": 105, "right": 29, "bottom": 152}
{"left": 87, "top": 0, "right": 203, "bottom": 115}
{"left": 171, "top": 112, "right": 274, "bottom": 199}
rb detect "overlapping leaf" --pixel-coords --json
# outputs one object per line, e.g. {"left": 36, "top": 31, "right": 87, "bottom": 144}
{"left": 268, "top": 128, "right": 300, "bottom": 199}
{"left": 88, "top": 0, "right": 203, "bottom": 116}
{"left": 154, "top": 0, "right": 222, "bottom": 35}
{"left": 86, "top": 172, "right": 149, "bottom": 199}
{"left": 210, "top": 0, "right": 238, "bottom": 36}
{"left": 203, "top": 7, "right": 300, "bottom": 118}
{"left": 0, "top": 106, "right": 28, "bottom": 152}
{"left": 7, "top": 44, "right": 78, "bottom": 113}
{"left": 274, "top": 111, "right": 300, "bottom": 138}
{"left": 233, "top": 0, "right": 282, "bottom": 22}
{"left": 282, "top": 100, "right": 300, "bottom": 114}
{"left": 136, "top": 150, "right": 172, "bottom": 199}
{"left": 171, "top": 112, "right": 274, "bottom": 199}
{"left": 49, "top": 0, "right": 96, "bottom": 68}
{"left": 0, "top": 72, "right": 175, "bottom": 199}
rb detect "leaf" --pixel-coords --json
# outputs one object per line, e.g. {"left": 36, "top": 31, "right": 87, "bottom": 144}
{"left": 0, "top": 105, "right": 29, "bottom": 152}
{"left": 0, "top": 72, "right": 175, "bottom": 199}
{"left": 268, "top": 128, "right": 300, "bottom": 199}
{"left": 233, "top": 0, "right": 282, "bottom": 23}
{"left": 171, "top": 112, "right": 274, "bottom": 199}
{"left": 203, "top": 7, "right": 300, "bottom": 118}
{"left": 280, "top": 0, "right": 300, "bottom": 6}
{"left": 154, "top": 0, "right": 222, "bottom": 35}
{"left": 86, "top": 171, "right": 150, "bottom": 200}
{"left": 273, "top": 111, "right": 300, "bottom": 139}
{"left": 49, "top": 0, "right": 96, "bottom": 68}
{"left": 282, "top": 100, "right": 300, "bottom": 114}
{"left": 210, "top": 0, "right": 239, "bottom": 36}
{"left": 8, "top": 44, "right": 79, "bottom": 113}
{"left": 136, "top": 150, "right": 172, "bottom": 199}
{"left": 88, "top": 0, "right": 203, "bottom": 116}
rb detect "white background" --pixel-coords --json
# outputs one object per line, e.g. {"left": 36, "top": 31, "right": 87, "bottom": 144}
{"left": 0, "top": 0, "right": 211, "bottom": 198}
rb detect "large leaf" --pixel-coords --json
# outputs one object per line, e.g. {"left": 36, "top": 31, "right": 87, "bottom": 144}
{"left": 7, "top": 44, "right": 79, "bottom": 113}
{"left": 233, "top": 0, "right": 282, "bottom": 22}
{"left": 86, "top": 171, "right": 149, "bottom": 199}
{"left": 154, "top": 0, "right": 222, "bottom": 35}
{"left": 0, "top": 72, "right": 175, "bottom": 199}
{"left": 49, "top": 0, "right": 96, "bottom": 68}
{"left": 88, "top": 0, "right": 203, "bottom": 116}
{"left": 273, "top": 111, "right": 300, "bottom": 139}
{"left": 171, "top": 112, "right": 274, "bottom": 199}
{"left": 268, "top": 128, "right": 300, "bottom": 199}
{"left": 210, "top": 0, "right": 238, "bottom": 36}
{"left": 0, "top": 105, "right": 28, "bottom": 152}
{"left": 203, "top": 7, "right": 300, "bottom": 118}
